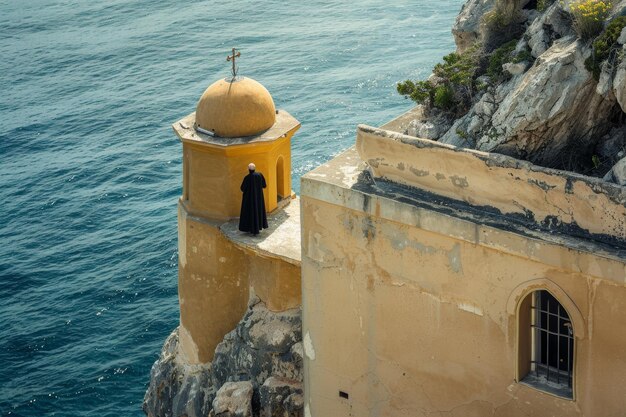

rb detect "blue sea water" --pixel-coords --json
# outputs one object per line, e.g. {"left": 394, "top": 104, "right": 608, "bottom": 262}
{"left": 0, "top": 1, "right": 463, "bottom": 415}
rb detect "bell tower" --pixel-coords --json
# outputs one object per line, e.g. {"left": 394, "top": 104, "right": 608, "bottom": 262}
{"left": 172, "top": 52, "right": 300, "bottom": 364}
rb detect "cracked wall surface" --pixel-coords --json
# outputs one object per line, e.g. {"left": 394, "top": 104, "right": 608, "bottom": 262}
{"left": 356, "top": 125, "right": 626, "bottom": 245}
{"left": 300, "top": 144, "right": 626, "bottom": 417}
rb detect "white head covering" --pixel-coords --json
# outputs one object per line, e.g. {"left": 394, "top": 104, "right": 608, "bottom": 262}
{"left": 248, "top": 163, "right": 256, "bottom": 171}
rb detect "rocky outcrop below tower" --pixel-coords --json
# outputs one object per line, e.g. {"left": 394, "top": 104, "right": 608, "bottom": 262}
{"left": 397, "top": 0, "right": 626, "bottom": 184}
{"left": 143, "top": 297, "right": 303, "bottom": 417}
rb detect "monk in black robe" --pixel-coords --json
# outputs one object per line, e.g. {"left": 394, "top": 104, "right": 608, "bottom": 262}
{"left": 238, "top": 163, "right": 268, "bottom": 235}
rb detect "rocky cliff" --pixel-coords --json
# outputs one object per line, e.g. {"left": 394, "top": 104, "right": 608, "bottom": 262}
{"left": 401, "top": 0, "right": 626, "bottom": 184}
{"left": 143, "top": 297, "right": 303, "bottom": 417}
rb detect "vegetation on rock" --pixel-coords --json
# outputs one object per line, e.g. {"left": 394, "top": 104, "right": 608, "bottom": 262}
{"left": 396, "top": 80, "right": 435, "bottom": 107}
{"left": 397, "top": 44, "right": 482, "bottom": 115}
{"left": 397, "top": 0, "right": 626, "bottom": 180}
{"left": 487, "top": 41, "right": 516, "bottom": 78}
{"left": 398, "top": 34, "right": 534, "bottom": 115}
{"left": 585, "top": 15, "right": 626, "bottom": 79}
{"left": 538, "top": 0, "right": 556, "bottom": 11}
{"left": 484, "top": 0, "right": 523, "bottom": 30}
{"left": 434, "top": 84, "right": 456, "bottom": 110}
{"left": 482, "top": 0, "right": 526, "bottom": 50}
{"left": 566, "top": 0, "right": 613, "bottom": 40}
{"left": 487, "top": 39, "right": 533, "bottom": 79}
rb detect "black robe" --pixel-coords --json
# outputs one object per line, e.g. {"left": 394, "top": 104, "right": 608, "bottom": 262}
{"left": 238, "top": 171, "right": 268, "bottom": 235}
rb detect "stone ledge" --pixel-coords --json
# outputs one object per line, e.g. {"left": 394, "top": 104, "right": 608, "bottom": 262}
{"left": 220, "top": 198, "right": 301, "bottom": 266}
{"left": 174, "top": 110, "right": 300, "bottom": 147}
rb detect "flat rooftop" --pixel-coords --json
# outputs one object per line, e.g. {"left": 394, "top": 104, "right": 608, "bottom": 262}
{"left": 221, "top": 197, "right": 301, "bottom": 266}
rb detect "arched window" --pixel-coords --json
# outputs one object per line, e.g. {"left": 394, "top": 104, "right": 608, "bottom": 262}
{"left": 276, "top": 156, "right": 285, "bottom": 203}
{"left": 183, "top": 149, "right": 190, "bottom": 201}
{"left": 519, "top": 290, "right": 574, "bottom": 399}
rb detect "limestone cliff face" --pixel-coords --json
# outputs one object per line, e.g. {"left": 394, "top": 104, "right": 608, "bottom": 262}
{"left": 452, "top": 0, "right": 496, "bottom": 53}
{"left": 412, "top": 0, "right": 626, "bottom": 182}
{"left": 443, "top": 37, "right": 617, "bottom": 165}
{"left": 143, "top": 297, "right": 303, "bottom": 417}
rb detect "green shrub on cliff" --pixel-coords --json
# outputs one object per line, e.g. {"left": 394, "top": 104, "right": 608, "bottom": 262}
{"left": 396, "top": 80, "right": 435, "bottom": 105}
{"left": 584, "top": 16, "right": 626, "bottom": 79}
{"left": 434, "top": 85, "right": 456, "bottom": 110}
{"left": 486, "top": 39, "right": 533, "bottom": 80}
{"left": 433, "top": 47, "right": 480, "bottom": 93}
{"left": 487, "top": 40, "right": 518, "bottom": 78}
{"left": 484, "top": 0, "right": 522, "bottom": 30}
{"left": 482, "top": 0, "right": 525, "bottom": 51}
{"left": 397, "top": 44, "right": 482, "bottom": 114}
{"left": 567, "top": 0, "right": 612, "bottom": 40}
{"left": 538, "top": 0, "right": 555, "bottom": 11}
{"left": 512, "top": 48, "right": 533, "bottom": 64}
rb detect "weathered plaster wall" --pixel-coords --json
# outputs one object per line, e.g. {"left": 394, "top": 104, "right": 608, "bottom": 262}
{"left": 356, "top": 125, "right": 626, "bottom": 243}
{"left": 248, "top": 255, "right": 301, "bottom": 312}
{"left": 178, "top": 204, "right": 250, "bottom": 363}
{"left": 300, "top": 147, "right": 626, "bottom": 417}
{"left": 178, "top": 201, "right": 302, "bottom": 364}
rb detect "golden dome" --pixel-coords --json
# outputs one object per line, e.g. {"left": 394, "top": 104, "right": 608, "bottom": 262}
{"left": 195, "top": 77, "right": 276, "bottom": 138}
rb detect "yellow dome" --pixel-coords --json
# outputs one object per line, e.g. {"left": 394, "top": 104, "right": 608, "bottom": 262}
{"left": 195, "top": 77, "right": 276, "bottom": 138}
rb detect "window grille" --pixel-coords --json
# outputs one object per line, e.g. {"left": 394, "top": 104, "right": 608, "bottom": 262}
{"left": 522, "top": 290, "right": 574, "bottom": 399}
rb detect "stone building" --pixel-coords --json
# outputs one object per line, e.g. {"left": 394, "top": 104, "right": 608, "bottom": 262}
{"left": 148, "top": 65, "right": 626, "bottom": 416}
{"left": 300, "top": 118, "right": 626, "bottom": 416}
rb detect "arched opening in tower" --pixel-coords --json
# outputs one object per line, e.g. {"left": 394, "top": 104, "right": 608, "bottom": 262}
{"left": 276, "top": 156, "right": 285, "bottom": 203}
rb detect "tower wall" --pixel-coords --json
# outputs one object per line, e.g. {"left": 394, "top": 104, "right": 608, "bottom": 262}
{"left": 177, "top": 201, "right": 302, "bottom": 363}
{"left": 177, "top": 205, "right": 250, "bottom": 363}
{"left": 182, "top": 134, "right": 294, "bottom": 221}
{"left": 248, "top": 253, "right": 301, "bottom": 312}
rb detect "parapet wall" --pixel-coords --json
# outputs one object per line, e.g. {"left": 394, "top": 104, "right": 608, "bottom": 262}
{"left": 356, "top": 124, "right": 626, "bottom": 245}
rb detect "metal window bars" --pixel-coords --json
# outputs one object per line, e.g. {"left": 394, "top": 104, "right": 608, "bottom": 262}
{"left": 530, "top": 291, "right": 574, "bottom": 390}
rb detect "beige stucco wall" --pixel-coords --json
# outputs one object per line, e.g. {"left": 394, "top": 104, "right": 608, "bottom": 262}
{"left": 248, "top": 254, "right": 301, "bottom": 312}
{"left": 356, "top": 125, "right": 626, "bottom": 241}
{"left": 178, "top": 204, "right": 250, "bottom": 363}
{"left": 300, "top": 146, "right": 626, "bottom": 417}
{"left": 178, "top": 200, "right": 302, "bottom": 364}
{"left": 182, "top": 136, "right": 293, "bottom": 220}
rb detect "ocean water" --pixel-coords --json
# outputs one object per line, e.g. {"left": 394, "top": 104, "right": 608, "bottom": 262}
{"left": 0, "top": 1, "right": 463, "bottom": 415}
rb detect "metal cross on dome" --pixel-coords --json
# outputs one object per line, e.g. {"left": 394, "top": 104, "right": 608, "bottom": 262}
{"left": 226, "top": 47, "right": 241, "bottom": 79}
